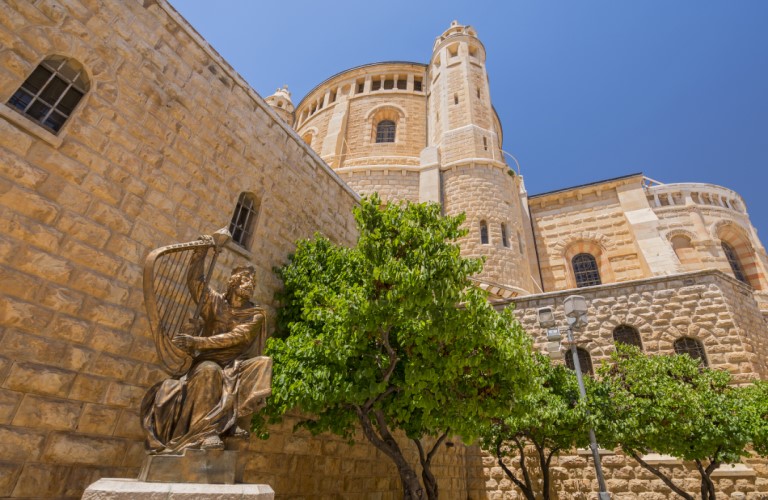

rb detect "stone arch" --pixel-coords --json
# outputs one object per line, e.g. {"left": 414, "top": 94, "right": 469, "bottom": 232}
{"left": 8, "top": 25, "right": 116, "bottom": 105}
{"left": 713, "top": 220, "right": 763, "bottom": 289}
{"left": 665, "top": 229, "right": 699, "bottom": 267}
{"left": 599, "top": 314, "right": 653, "bottom": 353}
{"left": 365, "top": 105, "right": 407, "bottom": 144}
{"left": 557, "top": 235, "right": 614, "bottom": 288}
{"left": 301, "top": 127, "right": 319, "bottom": 148}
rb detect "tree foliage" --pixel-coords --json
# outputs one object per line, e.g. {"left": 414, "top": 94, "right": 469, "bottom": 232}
{"left": 256, "top": 196, "right": 536, "bottom": 499}
{"left": 592, "top": 345, "right": 753, "bottom": 500}
{"left": 479, "top": 355, "right": 590, "bottom": 500}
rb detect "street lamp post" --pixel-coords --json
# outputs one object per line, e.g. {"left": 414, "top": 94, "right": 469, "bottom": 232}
{"left": 537, "top": 295, "right": 611, "bottom": 500}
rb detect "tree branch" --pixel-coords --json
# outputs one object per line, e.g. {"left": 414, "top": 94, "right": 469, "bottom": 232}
{"left": 513, "top": 436, "right": 534, "bottom": 496}
{"left": 495, "top": 438, "right": 534, "bottom": 500}
{"left": 629, "top": 451, "right": 693, "bottom": 500}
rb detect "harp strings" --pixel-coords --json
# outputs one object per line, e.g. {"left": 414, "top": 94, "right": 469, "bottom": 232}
{"left": 154, "top": 247, "right": 209, "bottom": 339}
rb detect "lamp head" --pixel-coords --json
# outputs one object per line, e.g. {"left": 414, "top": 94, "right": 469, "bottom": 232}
{"left": 564, "top": 295, "right": 588, "bottom": 329}
{"left": 537, "top": 306, "right": 556, "bottom": 329}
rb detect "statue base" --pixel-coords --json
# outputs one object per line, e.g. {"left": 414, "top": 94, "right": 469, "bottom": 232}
{"left": 82, "top": 479, "right": 274, "bottom": 499}
{"left": 138, "top": 449, "right": 245, "bottom": 484}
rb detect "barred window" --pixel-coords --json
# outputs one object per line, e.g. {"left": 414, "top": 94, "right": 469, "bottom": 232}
{"left": 375, "top": 120, "right": 395, "bottom": 143}
{"left": 228, "top": 193, "right": 259, "bottom": 250}
{"left": 480, "top": 220, "right": 489, "bottom": 244}
{"left": 572, "top": 253, "right": 601, "bottom": 288}
{"left": 674, "top": 337, "right": 708, "bottom": 366}
{"left": 721, "top": 242, "right": 748, "bottom": 285}
{"left": 565, "top": 347, "right": 594, "bottom": 376}
{"left": 7, "top": 56, "right": 89, "bottom": 133}
{"left": 613, "top": 325, "right": 642, "bottom": 350}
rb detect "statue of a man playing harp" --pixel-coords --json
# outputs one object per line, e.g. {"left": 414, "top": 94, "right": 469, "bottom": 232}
{"left": 140, "top": 230, "right": 271, "bottom": 454}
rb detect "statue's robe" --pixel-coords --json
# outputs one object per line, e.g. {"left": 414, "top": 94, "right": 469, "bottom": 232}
{"left": 140, "top": 287, "right": 271, "bottom": 454}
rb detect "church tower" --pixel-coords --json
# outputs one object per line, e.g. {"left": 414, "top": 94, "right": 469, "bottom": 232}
{"left": 423, "top": 21, "right": 538, "bottom": 293}
{"left": 265, "top": 85, "right": 295, "bottom": 126}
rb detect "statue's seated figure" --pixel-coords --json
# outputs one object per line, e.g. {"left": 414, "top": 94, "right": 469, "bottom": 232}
{"left": 141, "top": 236, "right": 271, "bottom": 454}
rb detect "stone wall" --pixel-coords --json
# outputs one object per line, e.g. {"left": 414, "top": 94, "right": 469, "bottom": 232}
{"left": 0, "top": 0, "right": 362, "bottom": 497}
{"left": 465, "top": 270, "right": 768, "bottom": 499}
{"left": 529, "top": 177, "right": 650, "bottom": 292}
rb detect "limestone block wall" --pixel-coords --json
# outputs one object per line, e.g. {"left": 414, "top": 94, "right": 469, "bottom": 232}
{"left": 511, "top": 270, "right": 768, "bottom": 382}
{"left": 530, "top": 177, "right": 650, "bottom": 292}
{"left": 337, "top": 168, "right": 421, "bottom": 204}
{"left": 0, "top": 1, "right": 363, "bottom": 497}
{"left": 464, "top": 270, "right": 768, "bottom": 499}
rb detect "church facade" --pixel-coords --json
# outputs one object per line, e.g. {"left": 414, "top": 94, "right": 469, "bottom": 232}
{"left": 0, "top": 1, "right": 766, "bottom": 498}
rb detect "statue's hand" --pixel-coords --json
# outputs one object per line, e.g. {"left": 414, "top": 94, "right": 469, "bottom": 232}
{"left": 172, "top": 334, "right": 199, "bottom": 354}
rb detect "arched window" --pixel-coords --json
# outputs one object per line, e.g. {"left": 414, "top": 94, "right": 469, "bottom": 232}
{"left": 479, "top": 220, "right": 489, "bottom": 244}
{"left": 572, "top": 253, "right": 601, "bottom": 288}
{"left": 674, "top": 337, "right": 708, "bottom": 366}
{"left": 565, "top": 347, "right": 594, "bottom": 376}
{"left": 228, "top": 193, "right": 259, "bottom": 250}
{"left": 613, "top": 325, "right": 642, "bottom": 350}
{"left": 7, "top": 56, "right": 89, "bottom": 133}
{"left": 721, "top": 242, "right": 748, "bottom": 285}
{"left": 501, "top": 223, "right": 509, "bottom": 248}
{"left": 375, "top": 120, "right": 396, "bottom": 143}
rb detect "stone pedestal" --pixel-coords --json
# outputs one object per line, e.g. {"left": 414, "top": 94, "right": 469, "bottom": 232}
{"left": 82, "top": 479, "right": 274, "bottom": 499}
{"left": 139, "top": 449, "right": 243, "bottom": 484}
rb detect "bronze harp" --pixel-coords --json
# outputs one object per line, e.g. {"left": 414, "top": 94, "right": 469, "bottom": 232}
{"left": 143, "top": 229, "right": 231, "bottom": 377}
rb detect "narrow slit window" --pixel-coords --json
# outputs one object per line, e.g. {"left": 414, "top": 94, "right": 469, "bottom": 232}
{"left": 8, "top": 56, "right": 89, "bottom": 133}
{"left": 480, "top": 220, "right": 489, "bottom": 245}
{"left": 501, "top": 223, "right": 509, "bottom": 248}
{"left": 228, "top": 193, "right": 259, "bottom": 250}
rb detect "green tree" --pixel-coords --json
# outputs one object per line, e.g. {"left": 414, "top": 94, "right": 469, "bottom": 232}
{"left": 256, "top": 196, "right": 536, "bottom": 499}
{"left": 592, "top": 345, "right": 752, "bottom": 500}
{"left": 742, "top": 380, "right": 768, "bottom": 457}
{"left": 480, "top": 355, "right": 590, "bottom": 500}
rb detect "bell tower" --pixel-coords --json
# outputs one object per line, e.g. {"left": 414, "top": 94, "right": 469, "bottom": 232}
{"left": 422, "top": 21, "right": 538, "bottom": 293}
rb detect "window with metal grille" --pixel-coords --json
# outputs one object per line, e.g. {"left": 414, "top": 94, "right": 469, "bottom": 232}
{"left": 480, "top": 220, "right": 489, "bottom": 244}
{"left": 674, "top": 337, "right": 708, "bottom": 366}
{"left": 613, "top": 325, "right": 642, "bottom": 349}
{"left": 228, "top": 193, "right": 258, "bottom": 250}
{"left": 721, "top": 242, "right": 748, "bottom": 284}
{"left": 7, "top": 56, "right": 89, "bottom": 133}
{"left": 572, "top": 253, "right": 601, "bottom": 287}
{"left": 565, "top": 347, "right": 594, "bottom": 376}
{"left": 375, "top": 120, "right": 395, "bottom": 143}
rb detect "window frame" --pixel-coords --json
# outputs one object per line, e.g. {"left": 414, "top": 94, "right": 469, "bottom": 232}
{"left": 7, "top": 56, "right": 89, "bottom": 135}
{"left": 565, "top": 347, "right": 594, "bottom": 376}
{"left": 721, "top": 241, "right": 748, "bottom": 285}
{"left": 673, "top": 337, "right": 708, "bottom": 366}
{"left": 572, "top": 253, "right": 602, "bottom": 288}
{"left": 375, "top": 120, "right": 396, "bottom": 143}
{"left": 228, "top": 192, "right": 259, "bottom": 250}
{"left": 612, "top": 324, "right": 643, "bottom": 350}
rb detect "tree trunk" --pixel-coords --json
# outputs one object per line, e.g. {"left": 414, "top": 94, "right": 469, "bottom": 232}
{"left": 494, "top": 438, "right": 536, "bottom": 500}
{"left": 413, "top": 433, "right": 448, "bottom": 500}
{"left": 355, "top": 406, "right": 425, "bottom": 499}
{"left": 695, "top": 459, "right": 719, "bottom": 500}
{"left": 629, "top": 451, "right": 694, "bottom": 500}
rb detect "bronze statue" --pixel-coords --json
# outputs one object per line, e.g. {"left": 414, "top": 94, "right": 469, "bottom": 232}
{"left": 140, "top": 230, "right": 271, "bottom": 454}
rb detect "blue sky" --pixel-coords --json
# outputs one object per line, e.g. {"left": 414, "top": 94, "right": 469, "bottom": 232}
{"left": 170, "top": 1, "right": 768, "bottom": 240}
